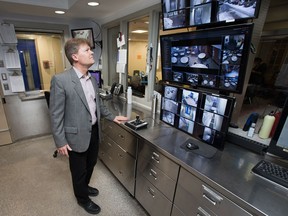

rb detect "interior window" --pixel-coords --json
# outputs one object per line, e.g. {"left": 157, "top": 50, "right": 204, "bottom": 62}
{"left": 127, "top": 16, "right": 149, "bottom": 98}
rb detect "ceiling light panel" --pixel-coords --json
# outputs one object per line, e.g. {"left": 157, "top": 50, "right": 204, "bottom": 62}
{"left": 88, "top": 2, "right": 100, "bottom": 6}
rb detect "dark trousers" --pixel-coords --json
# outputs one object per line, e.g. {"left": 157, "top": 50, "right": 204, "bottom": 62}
{"left": 68, "top": 124, "right": 99, "bottom": 204}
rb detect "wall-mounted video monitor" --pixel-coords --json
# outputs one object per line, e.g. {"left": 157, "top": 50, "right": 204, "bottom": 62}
{"left": 160, "top": 83, "right": 235, "bottom": 149}
{"left": 160, "top": 23, "right": 253, "bottom": 93}
{"left": 161, "top": 0, "right": 261, "bottom": 31}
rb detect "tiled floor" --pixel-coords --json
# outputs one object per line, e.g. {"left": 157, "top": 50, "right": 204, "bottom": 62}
{"left": 0, "top": 135, "right": 147, "bottom": 216}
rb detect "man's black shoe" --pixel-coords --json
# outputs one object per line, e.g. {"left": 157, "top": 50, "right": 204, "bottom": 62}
{"left": 88, "top": 186, "right": 99, "bottom": 197}
{"left": 78, "top": 200, "right": 101, "bottom": 214}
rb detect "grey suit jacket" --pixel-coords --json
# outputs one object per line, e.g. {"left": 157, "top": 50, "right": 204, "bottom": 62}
{"left": 50, "top": 68, "right": 115, "bottom": 152}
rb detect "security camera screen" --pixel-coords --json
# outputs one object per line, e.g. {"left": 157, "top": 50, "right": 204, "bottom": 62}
{"left": 180, "top": 104, "right": 197, "bottom": 121}
{"left": 190, "top": 2, "right": 212, "bottom": 26}
{"left": 160, "top": 84, "right": 235, "bottom": 149}
{"left": 179, "top": 117, "right": 195, "bottom": 134}
{"left": 164, "top": 85, "right": 178, "bottom": 101}
{"left": 182, "top": 89, "right": 199, "bottom": 107}
{"left": 203, "top": 95, "right": 228, "bottom": 115}
{"left": 218, "top": 0, "right": 259, "bottom": 22}
{"left": 162, "top": 0, "right": 188, "bottom": 30}
{"left": 171, "top": 45, "right": 221, "bottom": 70}
{"left": 162, "top": 110, "right": 176, "bottom": 126}
{"left": 162, "top": 98, "right": 179, "bottom": 114}
{"left": 160, "top": 23, "right": 253, "bottom": 93}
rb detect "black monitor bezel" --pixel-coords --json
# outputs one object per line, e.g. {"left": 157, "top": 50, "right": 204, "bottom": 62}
{"left": 161, "top": 0, "right": 261, "bottom": 31}
{"left": 160, "top": 23, "right": 254, "bottom": 94}
{"left": 267, "top": 98, "right": 288, "bottom": 159}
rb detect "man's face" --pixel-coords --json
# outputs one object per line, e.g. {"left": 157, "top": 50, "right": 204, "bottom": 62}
{"left": 73, "top": 43, "right": 95, "bottom": 67}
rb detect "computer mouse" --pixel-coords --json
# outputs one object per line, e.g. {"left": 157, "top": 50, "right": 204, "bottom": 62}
{"left": 186, "top": 142, "right": 199, "bottom": 150}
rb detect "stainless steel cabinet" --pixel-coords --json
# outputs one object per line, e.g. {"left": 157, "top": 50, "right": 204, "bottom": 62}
{"left": 99, "top": 119, "right": 137, "bottom": 195}
{"left": 136, "top": 139, "right": 180, "bottom": 216}
{"left": 172, "top": 168, "right": 253, "bottom": 216}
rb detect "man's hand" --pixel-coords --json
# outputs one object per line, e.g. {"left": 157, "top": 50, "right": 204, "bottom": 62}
{"left": 113, "top": 116, "right": 129, "bottom": 124}
{"left": 57, "top": 144, "right": 72, "bottom": 157}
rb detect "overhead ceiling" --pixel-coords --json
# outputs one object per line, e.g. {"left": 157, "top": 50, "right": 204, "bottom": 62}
{"left": 0, "top": 0, "right": 160, "bottom": 24}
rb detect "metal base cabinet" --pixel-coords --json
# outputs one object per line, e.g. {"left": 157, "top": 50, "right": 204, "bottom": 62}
{"left": 99, "top": 119, "right": 137, "bottom": 196}
{"left": 174, "top": 168, "right": 253, "bottom": 216}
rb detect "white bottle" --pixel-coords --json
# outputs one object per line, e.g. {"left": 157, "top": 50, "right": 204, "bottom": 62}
{"left": 259, "top": 112, "right": 275, "bottom": 139}
{"left": 247, "top": 123, "right": 256, "bottom": 137}
{"left": 127, "top": 86, "right": 132, "bottom": 104}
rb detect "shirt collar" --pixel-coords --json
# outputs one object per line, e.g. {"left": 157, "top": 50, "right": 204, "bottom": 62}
{"left": 73, "top": 66, "right": 91, "bottom": 79}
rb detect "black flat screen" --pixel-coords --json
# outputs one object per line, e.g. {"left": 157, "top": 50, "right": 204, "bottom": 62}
{"left": 160, "top": 23, "right": 253, "bottom": 93}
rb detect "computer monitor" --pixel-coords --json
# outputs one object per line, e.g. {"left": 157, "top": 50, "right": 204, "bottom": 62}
{"left": 161, "top": 0, "right": 261, "bottom": 31}
{"left": 160, "top": 23, "right": 253, "bottom": 94}
{"left": 89, "top": 70, "right": 102, "bottom": 88}
{"left": 160, "top": 83, "right": 235, "bottom": 150}
{"left": 267, "top": 98, "right": 288, "bottom": 159}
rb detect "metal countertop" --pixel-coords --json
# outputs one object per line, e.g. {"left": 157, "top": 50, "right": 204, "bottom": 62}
{"left": 103, "top": 98, "right": 288, "bottom": 216}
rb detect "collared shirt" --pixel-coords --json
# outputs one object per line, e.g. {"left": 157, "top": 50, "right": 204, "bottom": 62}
{"left": 74, "top": 67, "right": 97, "bottom": 125}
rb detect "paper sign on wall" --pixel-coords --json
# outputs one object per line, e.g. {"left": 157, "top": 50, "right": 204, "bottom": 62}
{"left": 10, "top": 75, "right": 25, "bottom": 92}
{"left": 117, "top": 33, "right": 125, "bottom": 48}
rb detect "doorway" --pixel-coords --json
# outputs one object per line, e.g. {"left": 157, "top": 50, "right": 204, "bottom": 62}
{"left": 17, "top": 39, "right": 41, "bottom": 91}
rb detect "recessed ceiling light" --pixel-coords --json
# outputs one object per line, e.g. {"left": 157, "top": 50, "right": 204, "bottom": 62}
{"left": 55, "top": 11, "right": 65, "bottom": 14}
{"left": 88, "top": 2, "right": 100, "bottom": 6}
{"left": 131, "top": 30, "right": 148, "bottom": 34}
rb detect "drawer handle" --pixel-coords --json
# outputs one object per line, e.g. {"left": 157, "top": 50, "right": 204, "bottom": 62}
{"left": 118, "top": 134, "right": 125, "bottom": 139}
{"left": 202, "top": 194, "right": 216, "bottom": 206}
{"left": 147, "top": 187, "right": 155, "bottom": 198}
{"left": 197, "top": 207, "right": 211, "bottom": 216}
{"left": 108, "top": 125, "right": 113, "bottom": 129}
{"left": 118, "top": 153, "right": 123, "bottom": 158}
{"left": 151, "top": 152, "right": 160, "bottom": 163}
{"left": 149, "top": 168, "right": 157, "bottom": 180}
{"left": 107, "top": 142, "right": 112, "bottom": 147}
{"left": 202, "top": 185, "right": 223, "bottom": 205}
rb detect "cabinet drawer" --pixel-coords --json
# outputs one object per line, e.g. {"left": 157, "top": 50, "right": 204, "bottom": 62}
{"left": 176, "top": 168, "right": 252, "bottom": 216}
{"left": 138, "top": 140, "right": 179, "bottom": 181}
{"left": 137, "top": 155, "right": 177, "bottom": 201}
{"left": 100, "top": 134, "right": 136, "bottom": 195}
{"left": 99, "top": 134, "right": 116, "bottom": 170}
{"left": 174, "top": 180, "right": 217, "bottom": 216}
{"left": 102, "top": 119, "right": 137, "bottom": 157}
{"left": 136, "top": 174, "right": 172, "bottom": 216}
{"left": 112, "top": 142, "right": 136, "bottom": 195}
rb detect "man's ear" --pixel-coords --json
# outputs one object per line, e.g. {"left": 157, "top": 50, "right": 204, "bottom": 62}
{"left": 72, "top": 53, "right": 78, "bottom": 62}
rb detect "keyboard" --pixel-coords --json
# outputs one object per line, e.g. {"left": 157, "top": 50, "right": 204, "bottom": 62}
{"left": 252, "top": 160, "right": 288, "bottom": 188}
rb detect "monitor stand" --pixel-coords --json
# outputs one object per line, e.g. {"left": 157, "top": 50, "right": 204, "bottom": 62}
{"left": 180, "top": 138, "right": 218, "bottom": 159}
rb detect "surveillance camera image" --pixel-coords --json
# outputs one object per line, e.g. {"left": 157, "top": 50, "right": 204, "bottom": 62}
{"left": 162, "top": 110, "right": 176, "bottom": 126}
{"left": 190, "top": 3, "right": 212, "bottom": 26}
{"left": 162, "top": 0, "right": 188, "bottom": 30}
{"left": 162, "top": 98, "right": 179, "bottom": 114}
{"left": 173, "top": 71, "right": 184, "bottom": 82}
{"left": 182, "top": 89, "right": 199, "bottom": 107}
{"left": 218, "top": 0, "right": 258, "bottom": 22}
{"left": 202, "top": 126, "right": 218, "bottom": 144}
{"left": 186, "top": 73, "right": 199, "bottom": 85}
{"left": 202, "top": 110, "right": 224, "bottom": 131}
{"left": 204, "top": 95, "right": 228, "bottom": 115}
{"left": 179, "top": 117, "right": 195, "bottom": 134}
{"left": 164, "top": 85, "right": 178, "bottom": 101}
{"left": 180, "top": 104, "right": 196, "bottom": 121}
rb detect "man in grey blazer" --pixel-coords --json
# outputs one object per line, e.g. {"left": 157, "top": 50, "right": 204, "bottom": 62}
{"left": 50, "top": 38, "right": 128, "bottom": 214}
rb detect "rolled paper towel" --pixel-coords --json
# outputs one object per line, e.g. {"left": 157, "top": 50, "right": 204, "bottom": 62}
{"left": 259, "top": 113, "right": 275, "bottom": 139}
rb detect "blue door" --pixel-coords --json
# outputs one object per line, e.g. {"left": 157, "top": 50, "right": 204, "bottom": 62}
{"left": 17, "top": 39, "right": 41, "bottom": 91}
